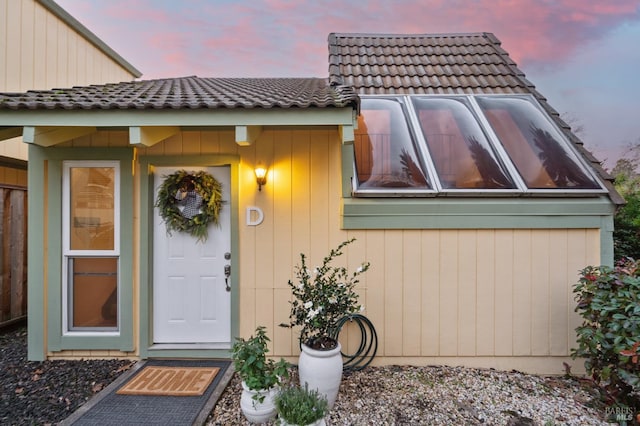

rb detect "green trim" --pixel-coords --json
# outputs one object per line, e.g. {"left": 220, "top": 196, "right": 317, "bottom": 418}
{"left": 43, "top": 148, "right": 135, "bottom": 352}
{"left": 0, "top": 108, "right": 355, "bottom": 127}
{"left": 27, "top": 146, "right": 46, "bottom": 360}
{"left": 139, "top": 166, "right": 153, "bottom": 358}
{"left": 341, "top": 144, "right": 354, "bottom": 199}
{"left": 342, "top": 197, "right": 616, "bottom": 229}
{"left": 36, "top": 0, "right": 141, "bottom": 78}
{"left": 138, "top": 155, "right": 240, "bottom": 359}
{"left": 600, "top": 215, "right": 615, "bottom": 267}
{"left": 46, "top": 159, "right": 62, "bottom": 351}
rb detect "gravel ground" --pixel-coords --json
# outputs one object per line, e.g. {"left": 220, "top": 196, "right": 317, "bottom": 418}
{"left": 209, "top": 366, "right": 610, "bottom": 426}
{"left": 1, "top": 325, "right": 610, "bottom": 425}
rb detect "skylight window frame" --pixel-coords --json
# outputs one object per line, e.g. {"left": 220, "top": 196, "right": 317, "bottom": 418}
{"left": 352, "top": 95, "right": 439, "bottom": 197}
{"left": 405, "top": 95, "right": 525, "bottom": 196}
{"left": 472, "top": 94, "right": 608, "bottom": 196}
{"left": 350, "top": 93, "right": 608, "bottom": 197}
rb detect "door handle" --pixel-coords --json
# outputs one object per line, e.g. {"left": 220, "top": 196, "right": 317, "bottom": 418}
{"left": 224, "top": 264, "right": 231, "bottom": 292}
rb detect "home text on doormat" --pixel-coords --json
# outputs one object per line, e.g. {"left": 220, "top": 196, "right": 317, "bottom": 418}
{"left": 116, "top": 366, "right": 220, "bottom": 396}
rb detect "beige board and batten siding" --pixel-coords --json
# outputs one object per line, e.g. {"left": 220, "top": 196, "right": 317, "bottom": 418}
{"left": 48, "top": 128, "right": 600, "bottom": 374}
{"left": 0, "top": 0, "right": 141, "bottom": 160}
{"left": 141, "top": 128, "right": 598, "bottom": 374}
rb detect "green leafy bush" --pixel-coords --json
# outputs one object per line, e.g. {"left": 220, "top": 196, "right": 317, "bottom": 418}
{"left": 572, "top": 258, "right": 640, "bottom": 414}
{"left": 231, "top": 326, "right": 289, "bottom": 399}
{"left": 282, "top": 238, "right": 369, "bottom": 350}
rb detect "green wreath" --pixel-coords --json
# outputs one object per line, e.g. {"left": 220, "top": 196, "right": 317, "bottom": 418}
{"left": 155, "top": 170, "right": 224, "bottom": 242}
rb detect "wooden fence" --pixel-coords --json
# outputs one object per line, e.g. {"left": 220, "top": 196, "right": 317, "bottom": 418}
{"left": 0, "top": 185, "right": 27, "bottom": 326}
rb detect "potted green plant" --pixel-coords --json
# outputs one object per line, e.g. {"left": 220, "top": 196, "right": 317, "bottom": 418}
{"left": 275, "top": 384, "right": 328, "bottom": 426}
{"left": 231, "top": 326, "right": 289, "bottom": 424}
{"left": 280, "top": 238, "right": 369, "bottom": 408}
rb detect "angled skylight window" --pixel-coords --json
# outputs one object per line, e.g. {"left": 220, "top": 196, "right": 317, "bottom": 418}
{"left": 476, "top": 96, "right": 601, "bottom": 190}
{"left": 350, "top": 94, "right": 604, "bottom": 196}
{"left": 410, "top": 97, "right": 516, "bottom": 190}
{"left": 354, "top": 98, "right": 431, "bottom": 190}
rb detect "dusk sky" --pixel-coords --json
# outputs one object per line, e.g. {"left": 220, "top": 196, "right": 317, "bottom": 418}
{"left": 56, "top": 0, "right": 640, "bottom": 168}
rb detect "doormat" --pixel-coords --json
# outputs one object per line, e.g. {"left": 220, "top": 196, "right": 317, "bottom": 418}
{"left": 62, "top": 359, "right": 232, "bottom": 426}
{"left": 116, "top": 366, "right": 220, "bottom": 396}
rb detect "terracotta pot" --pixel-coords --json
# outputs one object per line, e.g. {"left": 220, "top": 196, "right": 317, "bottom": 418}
{"left": 298, "top": 341, "right": 342, "bottom": 409}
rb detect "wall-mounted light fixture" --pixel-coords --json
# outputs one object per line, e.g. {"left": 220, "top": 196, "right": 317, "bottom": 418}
{"left": 255, "top": 165, "right": 267, "bottom": 191}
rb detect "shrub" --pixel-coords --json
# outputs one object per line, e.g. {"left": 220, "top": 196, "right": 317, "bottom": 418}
{"left": 231, "top": 326, "right": 289, "bottom": 397}
{"left": 281, "top": 238, "right": 369, "bottom": 350}
{"left": 572, "top": 258, "right": 640, "bottom": 415}
{"left": 275, "top": 383, "right": 328, "bottom": 425}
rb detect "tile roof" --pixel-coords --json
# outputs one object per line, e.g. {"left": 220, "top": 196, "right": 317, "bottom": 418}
{"left": 328, "top": 32, "right": 622, "bottom": 203}
{"left": 0, "top": 76, "right": 358, "bottom": 110}
{"left": 328, "top": 32, "right": 534, "bottom": 95}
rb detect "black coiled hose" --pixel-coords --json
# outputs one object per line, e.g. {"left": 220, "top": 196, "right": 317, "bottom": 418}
{"left": 330, "top": 314, "right": 378, "bottom": 371}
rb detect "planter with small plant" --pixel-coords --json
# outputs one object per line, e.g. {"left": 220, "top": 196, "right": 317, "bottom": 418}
{"left": 275, "top": 384, "right": 328, "bottom": 426}
{"left": 231, "top": 326, "right": 289, "bottom": 424}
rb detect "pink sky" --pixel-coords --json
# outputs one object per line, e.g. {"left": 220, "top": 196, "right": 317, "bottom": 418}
{"left": 56, "top": 0, "right": 640, "bottom": 167}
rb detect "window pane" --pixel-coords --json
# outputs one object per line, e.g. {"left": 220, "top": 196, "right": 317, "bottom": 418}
{"left": 70, "top": 167, "right": 115, "bottom": 250}
{"left": 69, "top": 257, "right": 118, "bottom": 329}
{"left": 476, "top": 96, "right": 600, "bottom": 189}
{"left": 412, "top": 97, "right": 516, "bottom": 190}
{"left": 355, "top": 98, "right": 430, "bottom": 189}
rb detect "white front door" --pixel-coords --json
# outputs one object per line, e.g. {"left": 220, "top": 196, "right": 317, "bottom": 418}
{"left": 152, "top": 166, "right": 231, "bottom": 344}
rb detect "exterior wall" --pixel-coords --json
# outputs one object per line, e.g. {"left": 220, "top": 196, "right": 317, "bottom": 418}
{"left": 39, "top": 128, "right": 605, "bottom": 373}
{"left": 335, "top": 228, "right": 599, "bottom": 374}
{"left": 0, "top": 0, "right": 139, "bottom": 161}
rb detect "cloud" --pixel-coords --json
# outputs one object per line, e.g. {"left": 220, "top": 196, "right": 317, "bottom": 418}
{"left": 101, "top": 0, "right": 173, "bottom": 24}
{"left": 56, "top": 0, "right": 640, "bottom": 78}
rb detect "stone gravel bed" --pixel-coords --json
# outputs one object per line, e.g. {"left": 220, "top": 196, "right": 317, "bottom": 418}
{"left": 209, "top": 365, "right": 609, "bottom": 425}
{"left": 0, "top": 325, "right": 610, "bottom": 425}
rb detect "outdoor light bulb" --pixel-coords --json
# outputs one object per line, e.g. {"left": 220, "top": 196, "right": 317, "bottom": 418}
{"left": 255, "top": 167, "right": 266, "bottom": 179}
{"left": 255, "top": 166, "right": 267, "bottom": 191}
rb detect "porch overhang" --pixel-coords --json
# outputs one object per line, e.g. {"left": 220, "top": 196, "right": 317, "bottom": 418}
{"left": 0, "top": 108, "right": 356, "bottom": 146}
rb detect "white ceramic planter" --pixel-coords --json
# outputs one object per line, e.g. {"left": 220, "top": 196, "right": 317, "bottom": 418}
{"left": 240, "top": 381, "right": 277, "bottom": 424}
{"left": 298, "top": 341, "right": 343, "bottom": 409}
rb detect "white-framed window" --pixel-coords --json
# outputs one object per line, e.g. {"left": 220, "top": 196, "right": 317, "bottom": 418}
{"left": 62, "top": 161, "right": 120, "bottom": 334}
{"left": 352, "top": 94, "right": 606, "bottom": 196}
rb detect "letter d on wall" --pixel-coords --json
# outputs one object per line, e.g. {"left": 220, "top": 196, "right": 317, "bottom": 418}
{"left": 246, "top": 206, "right": 264, "bottom": 226}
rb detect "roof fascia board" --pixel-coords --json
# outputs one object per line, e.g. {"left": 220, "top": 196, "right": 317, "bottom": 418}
{"left": 0, "top": 108, "right": 355, "bottom": 127}
{"left": 36, "top": 0, "right": 142, "bottom": 78}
